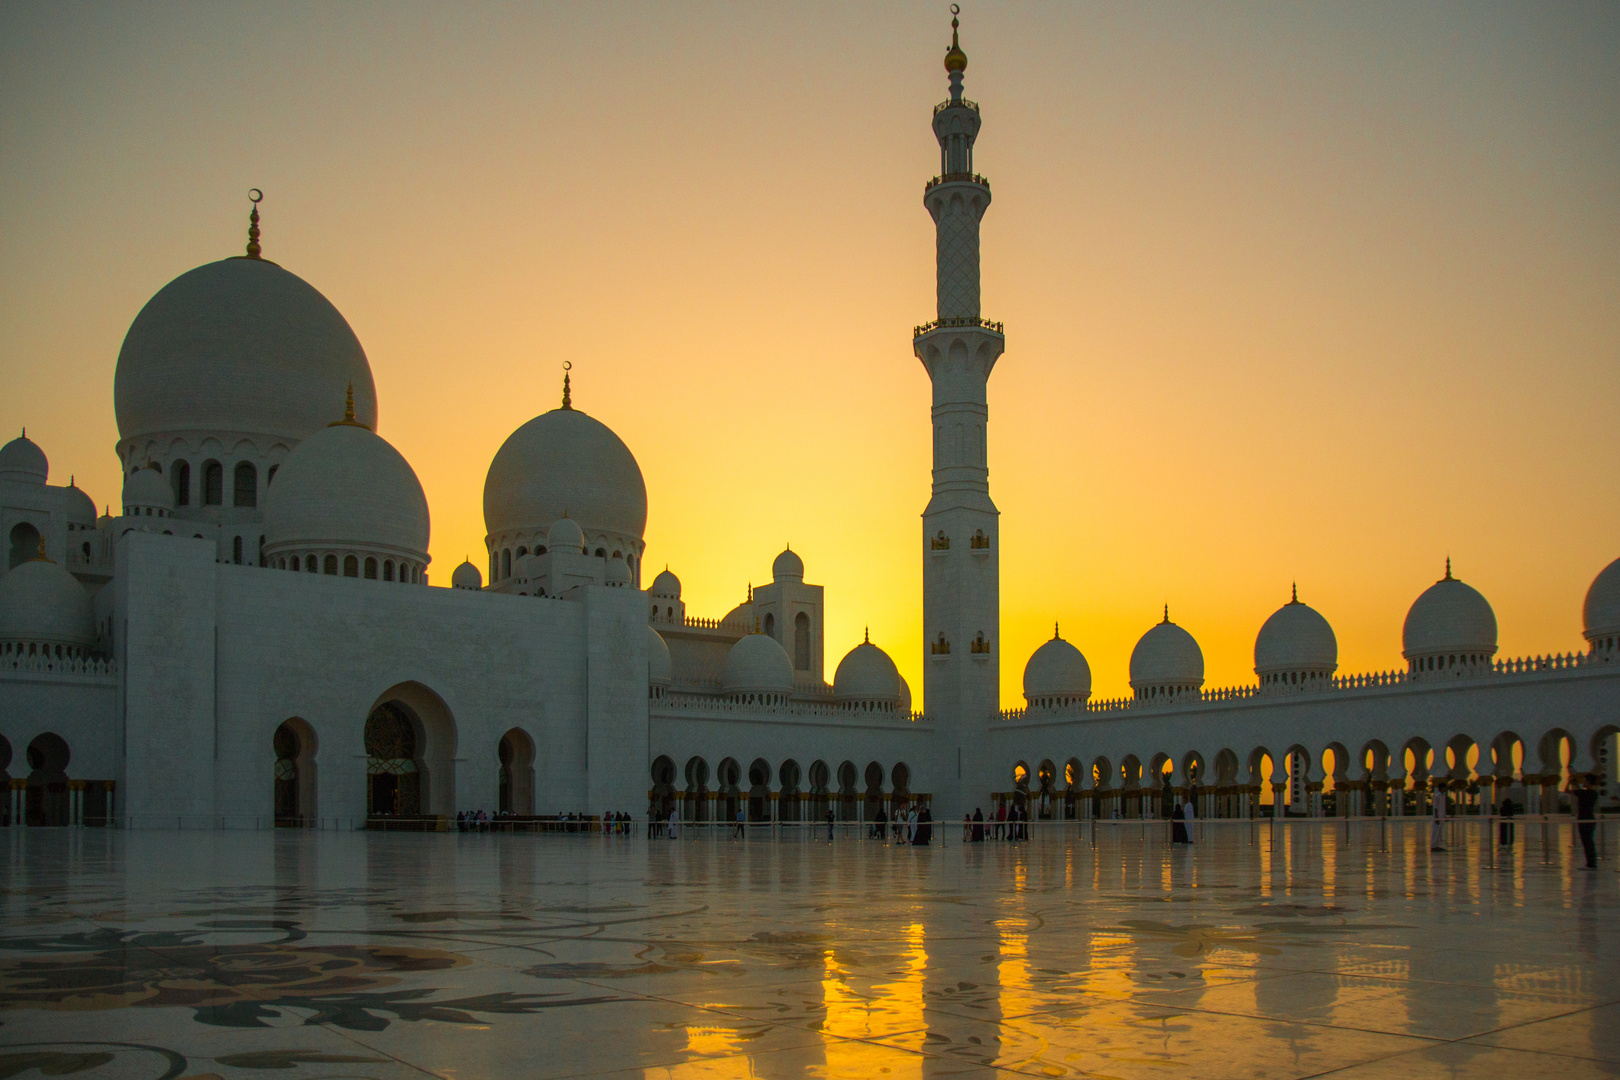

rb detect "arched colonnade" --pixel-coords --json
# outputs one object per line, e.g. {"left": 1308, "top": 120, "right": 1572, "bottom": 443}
{"left": 651, "top": 754, "right": 920, "bottom": 825}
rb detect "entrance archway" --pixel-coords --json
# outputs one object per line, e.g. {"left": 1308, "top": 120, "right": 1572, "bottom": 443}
{"left": 364, "top": 683, "right": 457, "bottom": 818}
{"left": 273, "top": 718, "right": 317, "bottom": 826}
{"left": 26, "top": 733, "right": 70, "bottom": 826}
{"left": 499, "top": 729, "right": 536, "bottom": 814}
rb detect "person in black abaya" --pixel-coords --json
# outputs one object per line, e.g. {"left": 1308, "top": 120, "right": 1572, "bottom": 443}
{"left": 972, "top": 807, "right": 984, "bottom": 842}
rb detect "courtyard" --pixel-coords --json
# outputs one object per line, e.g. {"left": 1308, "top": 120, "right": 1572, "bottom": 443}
{"left": 0, "top": 820, "right": 1616, "bottom": 1079}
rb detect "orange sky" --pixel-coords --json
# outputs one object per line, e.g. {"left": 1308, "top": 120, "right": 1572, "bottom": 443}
{"left": 2, "top": 3, "right": 1616, "bottom": 708}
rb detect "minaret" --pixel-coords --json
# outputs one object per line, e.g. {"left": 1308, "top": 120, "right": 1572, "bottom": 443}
{"left": 916, "top": 8, "right": 1003, "bottom": 817}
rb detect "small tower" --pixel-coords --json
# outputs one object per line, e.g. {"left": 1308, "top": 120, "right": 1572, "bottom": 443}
{"left": 915, "top": 8, "right": 1003, "bottom": 816}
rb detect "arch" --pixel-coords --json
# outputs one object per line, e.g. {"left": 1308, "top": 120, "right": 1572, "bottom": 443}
{"left": 891, "top": 761, "right": 911, "bottom": 799}
{"left": 384, "top": 560, "right": 395, "bottom": 581}
{"left": 716, "top": 757, "right": 742, "bottom": 825}
{"left": 25, "top": 733, "right": 70, "bottom": 826}
{"left": 172, "top": 459, "right": 191, "bottom": 506}
{"left": 793, "top": 612, "right": 810, "bottom": 671}
{"left": 498, "top": 728, "right": 536, "bottom": 815}
{"left": 343, "top": 555, "right": 359, "bottom": 578}
{"left": 764, "top": 612, "right": 776, "bottom": 640}
{"left": 837, "top": 760, "right": 859, "bottom": 821}
{"left": 747, "top": 757, "right": 772, "bottom": 822}
{"left": 683, "top": 756, "right": 710, "bottom": 822}
{"left": 9, "top": 521, "right": 40, "bottom": 570}
{"left": 364, "top": 557, "right": 377, "bottom": 580}
{"left": 808, "top": 759, "right": 831, "bottom": 822}
{"left": 863, "top": 761, "right": 885, "bottom": 818}
{"left": 303, "top": 554, "right": 316, "bottom": 573}
{"left": 778, "top": 759, "right": 801, "bottom": 822}
{"left": 273, "top": 718, "right": 318, "bottom": 826}
{"left": 323, "top": 554, "right": 338, "bottom": 575}
{"left": 233, "top": 461, "right": 257, "bottom": 507}
{"left": 232, "top": 535, "right": 244, "bottom": 564}
{"left": 651, "top": 755, "right": 677, "bottom": 820}
{"left": 502, "top": 549, "right": 512, "bottom": 579}
{"left": 202, "top": 459, "right": 223, "bottom": 505}
{"left": 365, "top": 682, "right": 457, "bottom": 818}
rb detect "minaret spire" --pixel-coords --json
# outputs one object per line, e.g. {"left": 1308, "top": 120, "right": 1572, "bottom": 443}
{"left": 245, "top": 189, "right": 263, "bottom": 259}
{"left": 561, "top": 362, "right": 573, "bottom": 410}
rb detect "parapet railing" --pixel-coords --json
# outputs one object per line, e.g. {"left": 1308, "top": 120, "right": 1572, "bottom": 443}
{"left": 658, "top": 690, "right": 925, "bottom": 724}
{"left": 914, "top": 316, "right": 1005, "bottom": 338}
{"left": 935, "top": 97, "right": 979, "bottom": 114}
{"left": 674, "top": 614, "right": 752, "bottom": 633}
{"left": 925, "top": 172, "right": 990, "bottom": 193}
{"left": 0, "top": 651, "right": 117, "bottom": 679}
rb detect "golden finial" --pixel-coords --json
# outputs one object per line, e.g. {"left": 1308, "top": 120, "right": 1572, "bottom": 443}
{"left": 944, "top": 5, "right": 967, "bottom": 74}
{"left": 1444, "top": 556, "right": 1452, "bottom": 581}
{"left": 754, "top": 616, "right": 761, "bottom": 634}
{"left": 1053, "top": 620, "right": 1060, "bottom": 640}
{"left": 1162, "top": 603, "right": 1170, "bottom": 624}
{"left": 864, "top": 625, "right": 870, "bottom": 644}
{"left": 329, "top": 382, "right": 370, "bottom": 429}
{"left": 1291, "top": 582, "right": 1298, "bottom": 604}
{"left": 246, "top": 189, "right": 263, "bottom": 259}
{"left": 747, "top": 581, "right": 753, "bottom": 602}
{"left": 33, "top": 538, "right": 51, "bottom": 563}
{"left": 561, "top": 361, "right": 573, "bottom": 410}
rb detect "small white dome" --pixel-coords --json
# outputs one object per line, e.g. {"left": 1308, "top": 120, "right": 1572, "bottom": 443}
{"left": 0, "top": 434, "right": 47, "bottom": 485}
{"left": 547, "top": 517, "right": 584, "bottom": 554}
{"left": 1402, "top": 563, "right": 1497, "bottom": 660}
{"left": 648, "top": 625, "right": 672, "bottom": 686}
{"left": 114, "top": 258, "right": 377, "bottom": 444}
{"left": 722, "top": 632, "right": 795, "bottom": 695}
{"left": 0, "top": 557, "right": 94, "bottom": 649}
{"left": 722, "top": 601, "right": 753, "bottom": 627}
{"left": 1129, "top": 610, "right": 1204, "bottom": 691}
{"left": 772, "top": 547, "right": 804, "bottom": 582}
{"left": 898, "top": 674, "right": 912, "bottom": 715}
{"left": 1023, "top": 632, "right": 1092, "bottom": 704}
{"left": 1583, "top": 557, "right": 1620, "bottom": 642}
{"left": 483, "top": 407, "right": 647, "bottom": 542}
{"left": 122, "top": 466, "right": 173, "bottom": 512}
{"left": 833, "top": 637, "right": 902, "bottom": 704}
{"left": 606, "top": 555, "right": 631, "bottom": 585}
{"left": 263, "top": 421, "right": 429, "bottom": 562}
{"left": 649, "top": 568, "right": 682, "bottom": 599}
{"left": 451, "top": 560, "right": 482, "bottom": 590}
{"left": 64, "top": 481, "right": 97, "bottom": 526}
{"left": 1254, "top": 589, "right": 1338, "bottom": 675}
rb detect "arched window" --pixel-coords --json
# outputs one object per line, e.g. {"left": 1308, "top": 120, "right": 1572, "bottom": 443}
{"left": 384, "top": 560, "right": 394, "bottom": 581}
{"left": 172, "top": 460, "right": 191, "bottom": 506}
{"left": 516, "top": 546, "right": 528, "bottom": 560}
{"left": 8, "top": 521, "right": 40, "bottom": 570}
{"left": 267, "top": 464, "right": 278, "bottom": 485}
{"left": 764, "top": 612, "right": 776, "bottom": 639}
{"left": 343, "top": 555, "right": 359, "bottom": 577}
{"left": 794, "top": 611, "right": 810, "bottom": 671}
{"left": 232, "top": 536, "right": 243, "bottom": 564}
{"left": 203, "top": 460, "right": 223, "bottom": 505}
{"left": 305, "top": 554, "right": 317, "bottom": 573}
{"left": 233, "top": 462, "right": 257, "bottom": 507}
{"left": 323, "top": 554, "right": 338, "bottom": 575}
{"left": 536, "top": 545, "right": 547, "bottom": 555}
{"left": 364, "top": 557, "right": 377, "bottom": 579}
{"left": 502, "top": 549, "right": 511, "bottom": 579}
{"left": 595, "top": 547, "right": 606, "bottom": 558}
{"left": 81, "top": 541, "right": 90, "bottom": 561}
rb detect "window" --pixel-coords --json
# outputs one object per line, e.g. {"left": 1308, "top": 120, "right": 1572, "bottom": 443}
{"left": 344, "top": 555, "right": 358, "bottom": 577}
{"left": 384, "top": 560, "right": 394, "bottom": 581}
{"left": 323, "top": 554, "right": 337, "bottom": 575}
{"left": 232, "top": 536, "right": 243, "bottom": 564}
{"left": 172, "top": 460, "right": 191, "bottom": 506}
{"left": 305, "top": 554, "right": 317, "bottom": 572}
{"left": 502, "top": 550, "right": 511, "bottom": 578}
{"left": 267, "top": 464, "right": 278, "bottom": 485}
{"left": 233, "top": 462, "right": 257, "bottom": 507}
{"left": 931, "top": 530, "right": 950, "bottom": 550}
{"left": 794, "top": 611, "right": 810, "bottom": 671}
{"left": 764, "top": 612, "right": 775, "bottom": 639}
{"left": 364, "top": 557, "right": 377, "bottom": 579}
{"left": 536, "top": 545, "right": 547, "bottom": 555}
{"left": 595, "top": 547, "right": 606, "bottom": 558}
{"left": 203, "top": 460, "right": 223, "bottom": 505}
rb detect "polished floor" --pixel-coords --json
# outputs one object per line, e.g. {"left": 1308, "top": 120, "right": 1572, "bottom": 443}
{"left": 0, "top": 819, "right": 1616, "bottom": 1079}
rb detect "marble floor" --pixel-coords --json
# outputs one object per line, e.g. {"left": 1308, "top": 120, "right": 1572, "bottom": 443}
{"left": 0, "top": 820, "right": 1616, "bottom": 1080}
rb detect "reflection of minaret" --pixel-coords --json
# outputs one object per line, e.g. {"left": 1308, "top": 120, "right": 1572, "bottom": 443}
{"left": 917, "top": 8, "right": 1003, "bottom": 818}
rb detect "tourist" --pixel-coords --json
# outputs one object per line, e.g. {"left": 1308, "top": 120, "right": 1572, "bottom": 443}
{"left": 826, "top": 808, "right": 835, "bottom": 841}
{"left": 668, "top": 808, "right": 679, "bottom": 840}
{"left": 972, "top": 807, "right": 984, "bottom": 842}
{"left": 906, "top": 804, "right": 918, "bottom": 844}
{"left": 994, "top": 801, "right": 1006, "bottom": 841}
{"left": 1183, "top": 796, "right": 1196, "bottom": 843}
{"left": 914, "top": 805, "right": 932, "bottom": 845}
{"left": 964, "top": 813, "right": 972, "bottom": 842}
{"left": 873, "top": 805, "right": 888, "bottom": 841}
{"left": 1171, "top": 799, "right": 1188, "bottom": 844}
{"left": 1430, "top": 785, "right": 1447, "bottom": 852}
{"left": 1569, "top": 773, "right": 1600, "bottom": 869}
{"left": 735, "top": 806, "right": 745, "bottom": 839}
{"left": 1498, "top": 795, "right": 1515, "bottom": 847}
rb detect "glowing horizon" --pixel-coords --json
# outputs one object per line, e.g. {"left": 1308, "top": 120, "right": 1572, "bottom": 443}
{"left": 2, "top": 4, "right": 1616, "bottom": 708}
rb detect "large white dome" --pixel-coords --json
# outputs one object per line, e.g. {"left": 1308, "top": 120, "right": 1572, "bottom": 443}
{"left": 1129, "top": 610, "right": 1204, "bottom": 694}
{"left": 1255, "top": 590, "right": 1338, "bottom": 676}
{"left": 484, "top": 407, "right": 647, "bottom": 542}
{"left": 0, "top": 434, "right": 47, "bottom": 485}
{"left": 1402, "top": 564, "right": 1496, "bottom": 662}
{"left": 1023, "top": 632, "right": 1091, "bottom": 706}
{"left": 114, "top": 258, "right": 377, "bottom": 444}
{"left": 1584, "top": 557, "right": 1620, "bottom": 643}
{"left": 263, "top": 421, "right": 429, "bottom": 564}
{"left": 833, "top": 638, "right": 902, "bottom": 705}
{"left": 0, "top": 557, "right": 95, "bottom": 651}
{"left": 451, "top": 560, "right": 483, "bottom": 590}
{"left": 722, "top": 633, "right": 794, "bottom": 696}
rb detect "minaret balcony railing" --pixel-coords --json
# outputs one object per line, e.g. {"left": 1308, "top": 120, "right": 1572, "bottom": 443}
{"left": 934, "top": 98, "right": 980, "bottom": 115}
{"left": 914, "top": 316, "right": 1005, "bottom": 339}
{"left": 926, "top": 173, "right": 990, "bottom": 193}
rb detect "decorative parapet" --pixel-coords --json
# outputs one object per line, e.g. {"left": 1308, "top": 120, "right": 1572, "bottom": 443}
{"left": 925, "top": 172, "right": 990, "bottom": 192}
{"left": 914, "top": 316, "right": 1004, "bottom": 338}
{"left": 659, "top": 690, "right": 927, "bottom": 725}
{"left": 0, "top": 651, "right": 117, "bottom": 681}
{"left": 934, "top": 98, "right": 979, "bottom": 115}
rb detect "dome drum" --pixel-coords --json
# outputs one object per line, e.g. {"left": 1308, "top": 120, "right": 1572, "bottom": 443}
{"left": 268, "top": 548, "right": 427, "bottom": 584}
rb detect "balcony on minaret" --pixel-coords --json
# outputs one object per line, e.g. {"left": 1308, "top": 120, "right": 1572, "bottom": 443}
{"left": 970, "top": 632, "right": 991, "bottom": 655}
{"left": 969, "top": 530, "right": 990, "bottom": 550}
{"left": 931, "top": 633, "right": 951, "bottom": 656}
{"left": 930, "top": 531, "right": 951, "bottom": 551}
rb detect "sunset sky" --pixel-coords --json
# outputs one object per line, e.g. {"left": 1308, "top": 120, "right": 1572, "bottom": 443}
{"left": 2, "top": 2, "right": 1616, "bottom": 707}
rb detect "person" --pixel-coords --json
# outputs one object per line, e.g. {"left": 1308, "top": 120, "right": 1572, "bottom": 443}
{"left": 914, "top": 805, "right": 932, "bottom": 846}
{"left": 667, "top": 807, "right": 679, "bottom": 840}
{"left": 972, "top": 807, "right": 984, "bottom": 843}
{"left": 1183, "top": 796, "right": 1196, "bottom": 843}
{"left": 1569, "top": 773, "right": 1600, "bottom": 869}
{"left": 964, "top": 813, "right": 972, "bottom": 843}
{"left": 1171, "top": 799, "right": 1188, "bottom": 844}
{"left": 735, "top": 806, "right": 746, "bottom": 839}
{"left": 1430, "top": 785, "right": 1447, "bottom": 852}
{"left": 1498, "top": 795, "right": 1515, "bottom": 847}
{"left": 873, "top": 805, "right": 887, "bottom": 841}
{"left": 994, "top": 802, "right": 1006, "bottom": 841}
{"left": 907, "top": 805, "right": 918, "bottom": 844}
{"left": 826, "top": 808, "right": 835, "bottom": 842}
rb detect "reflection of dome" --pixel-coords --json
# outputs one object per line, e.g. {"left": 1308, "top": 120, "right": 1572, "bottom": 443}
{"left": 451, "top": 560, "right": 482, "bottom": 590}
{"left": 64, "top": 481, "right": 97, "bottom": 526}
{"left": 0, "top": 557, "right": 95, "bottom": 652}
{"left": 772, "top": 547, "right": 804, "bottom": 582}
{"left": 547, "top": 517, "right": 584, "bottom": 554}
{"left": 114, "top": 258, "right": 376, "bottom": 444}
{"left": 1129, "top": 609, "right": 1204, "bottom": 700}
{"left": 121, "top": 466, "right": 173, "bottom": 515}
{"left": 1255, "top": 588, "right": 1337, "bottom": 688}
{"left": 833, "top": 637, "right": 902, "bottom": 708}
{"left": 483, "top": 408, "right": 647, "bottom": 542}
{"left": 1583, "top": 557, "right": 1620, "bottom": 650}
{"left": 1402, "top": 562, "right": 1497, "bottom": 671}
{"left": 723, "top": 633, "right": 794, "bottom": 697}
{"left": 648, "top": 626, "right": 672, "bottom": 686}
{"left": 606, "top": 556, "right": 631, "bottom": 586}
{"left": 0, "top": 433, "right": 47, "bottom": 485}
{"left": 650, "top": 568, "right": 681, "bottom": 598}
{"left": 1023, "top": 631, "right": 1091, "bottom": 708}
{"left": 263, "top": 420, "right": 429, "bottom": 567}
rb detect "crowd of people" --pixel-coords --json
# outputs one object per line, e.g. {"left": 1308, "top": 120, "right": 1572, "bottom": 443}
{"left": 868, "top": 804, "right": 934, "bottom": 845}
{"left": 962, "top": 801, "right": 1032, "bottom": 842}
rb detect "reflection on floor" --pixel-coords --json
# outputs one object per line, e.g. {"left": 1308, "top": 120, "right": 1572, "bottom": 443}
{"left": 0, "top": 821, "right": 1616, "bottom": 1079}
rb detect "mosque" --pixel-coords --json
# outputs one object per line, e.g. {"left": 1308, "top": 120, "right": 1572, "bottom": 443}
{"left": 1, "top": 18, "right": 1617, "bottom": 830}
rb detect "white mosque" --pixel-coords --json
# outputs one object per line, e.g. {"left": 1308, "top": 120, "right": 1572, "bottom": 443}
{"left": 2, "top": 18, "right": 1617, "bottom": 831}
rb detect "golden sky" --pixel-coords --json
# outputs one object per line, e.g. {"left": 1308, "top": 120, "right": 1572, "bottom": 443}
{"left": 2, "top": 3, "right": 1616, "bottom": 707}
